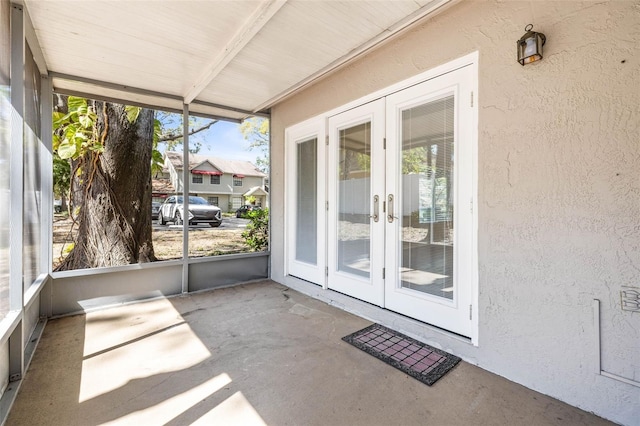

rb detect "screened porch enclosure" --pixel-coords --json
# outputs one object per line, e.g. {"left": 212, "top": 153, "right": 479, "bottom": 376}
{"left": 0, "top": 0, "right": 460, "bottom": 422}
{"left": 2, "top": 1, "right": 638, "bottom": 425}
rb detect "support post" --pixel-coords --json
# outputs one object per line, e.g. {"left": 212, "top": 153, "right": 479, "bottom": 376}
{"left": 9, "top": 2, "right": 25, "bottom": 379}
{"left": 182, "top": 104, "right": 190, "bottom": 294}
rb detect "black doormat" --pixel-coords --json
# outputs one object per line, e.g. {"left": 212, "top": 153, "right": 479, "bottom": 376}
{"left": 342, "top": 323, "right": 461, "bottom": 386}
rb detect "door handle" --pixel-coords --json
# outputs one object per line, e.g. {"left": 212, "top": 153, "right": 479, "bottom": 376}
{"left": 371, "top": 195, "right": 379, "bottom": 222}
{"left": 387, "top": 194, "right": 396, "bottom": 223}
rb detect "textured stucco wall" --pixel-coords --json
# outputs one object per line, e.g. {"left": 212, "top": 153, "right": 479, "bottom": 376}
{"left": 269, "top": 1, "right": 640, "bottom": 424}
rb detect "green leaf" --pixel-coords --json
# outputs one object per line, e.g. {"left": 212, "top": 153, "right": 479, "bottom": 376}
{"left": 153, "top": 118, "right": 162, "bottom": 146}
{"left": 63, "top": 242, "right": 75, "bottom": 255}
{"left": 64, "top": 125, "right": 77, "bottom": 142}
{"left": 78, "top": 113, "right": 92, "bottom": 129}
{"left": 76, "top": 104, "right": 88, "bottom": 116}
{"left": 52, "top": 133, "right": 61, "bottom": 151}
{"left": 57, "top": 140, "right": 77, "bottom": 159}
{"left": 67, "top": 96, "right": 86, "bottom": 112}
{"left": 152, "top": 149, "right": 163, "bottom": 163}
{"left": 52, "top": 111, "right": 66, "bottom": 126}
{"left": 125, "top": 106, "right": 141, "bottom": 123}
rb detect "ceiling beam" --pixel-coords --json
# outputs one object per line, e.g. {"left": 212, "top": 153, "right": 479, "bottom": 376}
{"left": 183, "top": 0, "right": 287, "bottom": 105}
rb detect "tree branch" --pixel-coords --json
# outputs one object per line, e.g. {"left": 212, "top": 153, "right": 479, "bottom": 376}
{"left": 158, "top": 120, "right": 218, "bottom": 142}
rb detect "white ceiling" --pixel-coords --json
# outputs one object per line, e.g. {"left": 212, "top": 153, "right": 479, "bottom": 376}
{"left": 23, "top": 0, "right": 452, "bottom": 120}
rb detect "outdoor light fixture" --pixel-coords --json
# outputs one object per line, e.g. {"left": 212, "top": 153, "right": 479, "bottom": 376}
{"left": 517, "top": 24, "right": 546, "bottom": 65}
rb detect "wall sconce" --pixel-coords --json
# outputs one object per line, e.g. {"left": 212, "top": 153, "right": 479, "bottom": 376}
{"left": 517, "top": 24, "right": 546, "bottom": 66}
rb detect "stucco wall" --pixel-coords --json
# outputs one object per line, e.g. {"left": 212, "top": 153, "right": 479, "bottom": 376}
{"left": 269, "top": 1, "right": 640, "bottom": 424}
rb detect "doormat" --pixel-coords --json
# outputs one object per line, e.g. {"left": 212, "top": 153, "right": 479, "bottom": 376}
{"left": 342, "top": 323, "right": 461, "bottom": 386}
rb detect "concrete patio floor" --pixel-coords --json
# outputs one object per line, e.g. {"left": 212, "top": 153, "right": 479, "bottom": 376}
{"left": 7, "top": 280, "right": 612, "bottom": 425}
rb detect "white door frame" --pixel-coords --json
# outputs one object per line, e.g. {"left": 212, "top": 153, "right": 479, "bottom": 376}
{"left": 326, "top": 99, "right": 386, "bottom": 306}
{"left": 284, "top": 52, "right": 478, "bottom": 344}
{"left": 285, "top": 117, "right": 326, "bottom": 286}
{"left": 384, "top": 65, "right": 476, "bottom": 338}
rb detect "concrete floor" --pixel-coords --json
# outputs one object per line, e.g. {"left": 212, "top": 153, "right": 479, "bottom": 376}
{"left": 8, "top": 280, "right": 612, "bottom": 426}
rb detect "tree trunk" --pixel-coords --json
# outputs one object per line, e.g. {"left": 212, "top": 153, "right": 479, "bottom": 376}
{"left": 56, "top": 102, "right": 157, "bottom": 270}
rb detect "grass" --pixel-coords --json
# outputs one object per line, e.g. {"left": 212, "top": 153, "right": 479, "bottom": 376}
{"left": 52, "top": 214, "right": 251, "bottom": 270}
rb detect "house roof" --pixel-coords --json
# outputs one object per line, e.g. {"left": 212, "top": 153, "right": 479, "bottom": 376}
{"left": 244, "top": 186, "right": 269, "bottom": 197}
{"left": 22, "top": 0, "right": 453, "bottom": 121}
{"left": 151, "top": 178, "right": 175, "bottom": 194}
{"left": 164, "top": 151, "right": 267, "bottom": 178}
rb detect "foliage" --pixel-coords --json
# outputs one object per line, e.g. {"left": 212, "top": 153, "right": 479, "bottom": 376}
{"left": 52, "top": 153, "right": 70, "bottom": 200}
{"left": 52, "top": 96, "right": 100, "bottom": 160}
{"left": 402, "top": 146, "right": 429, "bottom": 174}
{"left": 240, "top": 117, "right": 269, "bottom": 173}
{"left": 241, "top": 207, "right": 269, "bottom": 251}
{"left": 155, "top": 111, "right": 218, "bottom": 154}
{"left": 52, "top": 96, "right": 167, "bottom": 191}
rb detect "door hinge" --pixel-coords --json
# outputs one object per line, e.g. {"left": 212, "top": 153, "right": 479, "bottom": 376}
{"left": 326, "top": 201, "right": 329, "bottom": 211}
{"left": 325, "top": 266, "right": 328, "bottom": 277}
{"left": 325, "top": 135, "right": 329, "bottom": 146}
{"left": 383, "top": 137, "right": 386, "bottom": 150}
{"left": 470, "top": 198, "right": 473, "bottom": 214}
{"left": 470, "top": 91, "right": 474, "bottom": 107}
{"left": 469, "top": 305, "right": 473, "bottom": 320}
{"left": 382, "top": 268, "right": 385, "bottom": 279}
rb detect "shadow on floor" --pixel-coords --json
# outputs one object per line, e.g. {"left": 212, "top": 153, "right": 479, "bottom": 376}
{"left": 7, "top": 280, "right": 613, "bottom": 425}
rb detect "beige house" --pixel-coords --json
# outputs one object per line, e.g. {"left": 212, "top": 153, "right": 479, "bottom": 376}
{"left": 163, "top": 151, "right": 267, "bottom": 212}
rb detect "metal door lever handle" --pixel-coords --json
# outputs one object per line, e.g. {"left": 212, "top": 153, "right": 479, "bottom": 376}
{"left": 371, "top": 195, "right": 379, "bottom": 222}
{"left": 387, "top": 194, "right": 396, "bottom": 223}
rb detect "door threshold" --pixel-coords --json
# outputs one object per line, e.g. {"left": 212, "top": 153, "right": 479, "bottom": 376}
{"left": 283, "top": 275, "right": 474, "bottom": 347}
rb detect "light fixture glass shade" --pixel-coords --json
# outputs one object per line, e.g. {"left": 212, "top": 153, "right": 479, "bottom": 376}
{"left": 517, "top": 25, "right": 546, "bottom": 66}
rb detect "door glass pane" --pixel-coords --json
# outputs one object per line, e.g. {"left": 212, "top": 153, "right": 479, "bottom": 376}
{"left": 400, "top": 95, "right": 454, "bottom": 299}
{"left": 296, "top": 138, "right": 317, "bottom": 264}
{"left": 337, "top": 122, "right": 371, "bottom": 278}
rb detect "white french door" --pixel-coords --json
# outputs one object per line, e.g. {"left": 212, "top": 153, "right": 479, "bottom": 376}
{"left": 384, "top": 65, "right": 475, "bottom": 338}
{"left": 289, "top": 59, "right": 477, "bottom": 339}
{"left": 327, "top": 100, "right": 386, "bottom": 306}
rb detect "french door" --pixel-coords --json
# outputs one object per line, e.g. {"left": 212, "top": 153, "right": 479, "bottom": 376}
{"left": 291, "top": 62, "right": 476, "bottom": 338}
{"left": 327, "top": 100, "right": 386, "bottom": 306}
{"left": 384, "top": 66, "right": 475, "bottom": 337}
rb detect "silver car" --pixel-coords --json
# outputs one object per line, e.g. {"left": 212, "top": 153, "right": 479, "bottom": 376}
{"left": 158, "top": 196, "right": 222, "bottom": 227}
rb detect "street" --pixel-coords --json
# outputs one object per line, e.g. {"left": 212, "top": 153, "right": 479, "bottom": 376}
{"left": 152, "top": 216, "right": 249, "bottom": 231}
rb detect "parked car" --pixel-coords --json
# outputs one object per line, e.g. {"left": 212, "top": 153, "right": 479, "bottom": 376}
{"left": 158, "top": 196, "right": 222, "bottom": 227}
{"left": 236, "top": 205, "right": 261, "bottom": 218}
{"left": 151, "top": 202, "right": 161, "bottom": 220}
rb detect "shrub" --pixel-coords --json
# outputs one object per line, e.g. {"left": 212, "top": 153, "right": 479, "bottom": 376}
{"left": 241, "top": 208, "right": 269, "bottom": 251}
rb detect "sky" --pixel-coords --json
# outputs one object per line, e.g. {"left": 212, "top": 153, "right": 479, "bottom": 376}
{"left": 158, "top": 114, "right": 259, "bottom": 164}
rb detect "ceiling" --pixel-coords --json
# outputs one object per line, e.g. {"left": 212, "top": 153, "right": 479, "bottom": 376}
{"left": 22, "top": 0, "right": 452, "bottom": 121}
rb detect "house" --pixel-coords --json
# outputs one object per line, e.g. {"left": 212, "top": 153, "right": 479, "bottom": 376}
{"left": 151, "top": 176, "right": 174, "bottom": 203}
{"left": 1, "top": 1, "right": 638, "bottom": 425}
{"left": 163, "top": 151, "right": 268, "bottom": 212}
